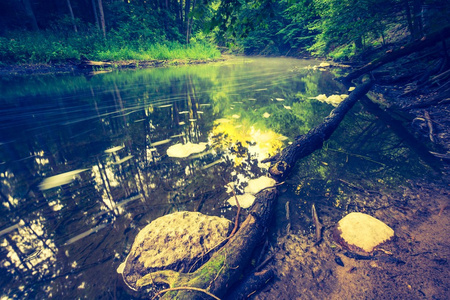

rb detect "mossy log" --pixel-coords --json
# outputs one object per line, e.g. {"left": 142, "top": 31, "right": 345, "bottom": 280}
{"left": 137, "top": 189, "right": 278, "bottom": 299}
{"left": 344, "top": 25, "right": 450, "bottom": 83}
{"left": 136, "top": 80, "right": 373, "bottom": 299}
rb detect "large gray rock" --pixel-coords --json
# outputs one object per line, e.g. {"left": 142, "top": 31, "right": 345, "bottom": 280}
{"left": 118, "top": 211, "right": 232, "bottom": 290}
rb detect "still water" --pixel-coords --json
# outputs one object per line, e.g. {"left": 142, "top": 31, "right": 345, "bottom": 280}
{"left": 0, "top": 57, "right": 435, "bottom": 298}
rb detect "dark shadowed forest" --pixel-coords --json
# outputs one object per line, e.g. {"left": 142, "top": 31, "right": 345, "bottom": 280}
{"left": 0, "top": 0, "right": 448, "bottom": 63}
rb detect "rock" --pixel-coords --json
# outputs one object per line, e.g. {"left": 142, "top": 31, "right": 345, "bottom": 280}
{"left": 166, "top": 142, "right": 207, "bottom": 158}
{"left": 333, "top": 212, "right": 394, "bottom": 255}
{"left": 120, "top": 211, "right": 232, "bottom": 290}
{"left": 244, "top": 176, "right": 276, "bottom": 195}
{"left": 227, "top": 193, "right": 256, "bottom": 208}
{"left": 227, "top": 176, "right": 276, "bottom": 209}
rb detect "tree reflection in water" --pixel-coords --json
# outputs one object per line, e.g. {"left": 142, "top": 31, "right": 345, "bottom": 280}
{"left": 0, "top": 57, "right": 435, "bottom": 299}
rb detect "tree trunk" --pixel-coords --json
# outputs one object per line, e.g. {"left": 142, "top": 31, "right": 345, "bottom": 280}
{"left": 186, "top": 0, "right": 197, "bottom": 44}
{"left": 404, "top": 0, "right": 415, "bottom": 39}
{"left": 354, "top": 35, "right": 363, "bottom": 50}
{"left": 412, "top": 0, "right": 424, "bottom": 38}
{"left": 66, "top": 0, "right": 78, "bottom": 33}
{"left": 178, "top": 0, "right": 184, "bottom": 31}
{"left": 91, "top": 0, "right": 100, "bottom": 30}
{"left": 134, "top": 80, "right": 374, "bottom": 299}
{"left": 344, "top": 25, "right": 450, "bottom": 82}
{"left": 185, "top": 0, "right": 191, "bottom": 44}
{"left": 97, "top": 0, "right": 106, "bottom": 38}
{"left": 22, "top": 0, "right": 39, "bottom": 31}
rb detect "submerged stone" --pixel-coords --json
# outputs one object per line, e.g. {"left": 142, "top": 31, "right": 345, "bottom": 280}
{"left": 227, "top": 176, "right": 276, "bottom": 209}
{"left": 244, "top": 176, "right": 276, "bottom": 195}
{"left": 333, "top": 212, "right": 394, "bottom": 255}
{"left": 166, "top": 142, "right": 207, "bottom": 158}
{"left": 227, "top": 193, "right": 256, "bottom": 208}
{"left": 120, "top": 211, "right": 232, "bottom": 290}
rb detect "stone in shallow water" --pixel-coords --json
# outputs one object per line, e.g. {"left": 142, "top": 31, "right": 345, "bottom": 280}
{"left": 120, "top": 211, "right": 232, "bottom": 290}
{"left": 227, "top": 193, "right": 256, "bottom": 208}
{"left": 244, "top": 176, "right": 276, "bottom": 195}
{"left": 227, "top": 176, "right": 276, "bottom": 209}
{"left": 166, "top": 142, "right": 207, "bottom": 158}
{"left": 333, "top": 212, "right": 394, "bottom": 255}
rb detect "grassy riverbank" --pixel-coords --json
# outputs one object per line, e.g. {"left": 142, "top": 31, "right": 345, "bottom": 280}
{"left": 0, "top": 30, "right": 221, "bottom": 65}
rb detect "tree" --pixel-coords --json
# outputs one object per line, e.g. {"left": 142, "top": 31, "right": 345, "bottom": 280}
{"left": 97, "top": 0, "right": 106, "bottom": 38}
{"left": 91, "top": 0, "right": 100, "bottom": 30}
{"left": 21, "top": 0, "right": 39, "bottom": 30}
{"left": 66, "top": 0, "right": 78, "bottom": 32}
{"left": 309, "top": 0, "right": 398, "bottom": 55}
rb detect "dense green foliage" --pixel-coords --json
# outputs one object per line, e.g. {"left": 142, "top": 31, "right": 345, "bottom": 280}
{"left": 0, "top": 30, "right": 220, "bottom": 63}
{"left": 211, "top": 0, "right": 449, "bottom": 58}
{"left": 0, "top": 0, "right": 220, "bottom": 64}
{"left": 0, "top": 0, "right": 448, "bottom": 64}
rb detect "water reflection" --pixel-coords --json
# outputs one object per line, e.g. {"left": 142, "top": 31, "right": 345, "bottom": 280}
{"left": 0, "top": 57, "right": 435, "bottom": 298}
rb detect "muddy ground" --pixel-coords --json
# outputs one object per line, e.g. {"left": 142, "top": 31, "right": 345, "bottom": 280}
{"left": 254, "top": 178, "right": 449, "bottom": 300}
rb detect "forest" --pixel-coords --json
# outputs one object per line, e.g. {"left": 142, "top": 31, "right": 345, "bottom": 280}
{"left": 0, "top": 0, "right": 449, "bottom": 64}
{"left": 1, "top": 1, "right": 450, "bottom": 300}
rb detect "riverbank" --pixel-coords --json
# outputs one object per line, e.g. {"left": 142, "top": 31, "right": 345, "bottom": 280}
{"left": 0, "top": 57, "right": 227, "bottom": 76}
{"left": 257, "top": 178, "right": 450, "bottom": 300}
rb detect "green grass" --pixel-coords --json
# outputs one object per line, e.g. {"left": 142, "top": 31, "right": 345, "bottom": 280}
{"left": 95, "top": 42, "right": 221, "bottom": 61}
{"left": 0, "top": 30, "right": 221, "bottom": 64}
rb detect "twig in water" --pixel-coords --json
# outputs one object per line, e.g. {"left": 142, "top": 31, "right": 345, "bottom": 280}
{"left": 151, "top": 286, "right": 221, "bottom": 300}
{"left": 285, "top": 200, "right": 291, "bottom": 233}
{"left": 255, "top": 252, "right": 275, "bottom": 272}
{"left": 255, "top": 182, "right": 284, "bottom": 196}
{"left": 338, "top": 178, "right": 380, "bottom": 194}
{"left": 424, "top": 111, "right": 435, "bottom": 143}
{"left": 311, "top": 204, "right": 323, "bottom": 245}
{"left": 228, "top": 183, "right": 241, "bottom": 238}
{"left": 327, "top": 148, "right": 386, "bottom": 166}
{"left": 255, "top": 239, "right": 269, "bottom": 267}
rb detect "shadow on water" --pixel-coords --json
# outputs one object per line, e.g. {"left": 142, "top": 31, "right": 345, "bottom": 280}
{"left": 0, "top": 57, "right": 439, "bottom": 299}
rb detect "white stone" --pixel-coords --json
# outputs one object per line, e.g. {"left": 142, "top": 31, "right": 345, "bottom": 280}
{"left": 116, "top": 262, "right": 125, "bottom": 274}
{"left": 167, "top": 142, "right": 207, "bottom": 158}
{"left": 244, "top": 176, "right": 276, "bottom": 195}
{"left": 227, "top": 193, "right": 256, "bottom": 208}
{"left": 335, "top": 212, "right": 394, "bottom": 253}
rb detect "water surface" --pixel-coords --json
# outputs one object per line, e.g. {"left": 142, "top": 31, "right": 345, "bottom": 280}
{"left": 0, "top": 57, "right": 435, "bottom": 299}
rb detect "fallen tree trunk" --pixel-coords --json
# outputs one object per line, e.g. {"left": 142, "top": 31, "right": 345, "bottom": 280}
{"left": 264, "top": 79, "right": 374, "bottom": 181}
{"left": 344, "top": 25, "right": 450, "bottom": 82}
{"left": 136, "top": 80, "right": 373, "bottom": 299}
{"left": 360, "top": 96, "right": 442, "bottom": 172}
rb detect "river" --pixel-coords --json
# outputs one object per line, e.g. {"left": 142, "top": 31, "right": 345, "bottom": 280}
{"left": 0, "top": 57, "right": 436, "bottom": 299}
